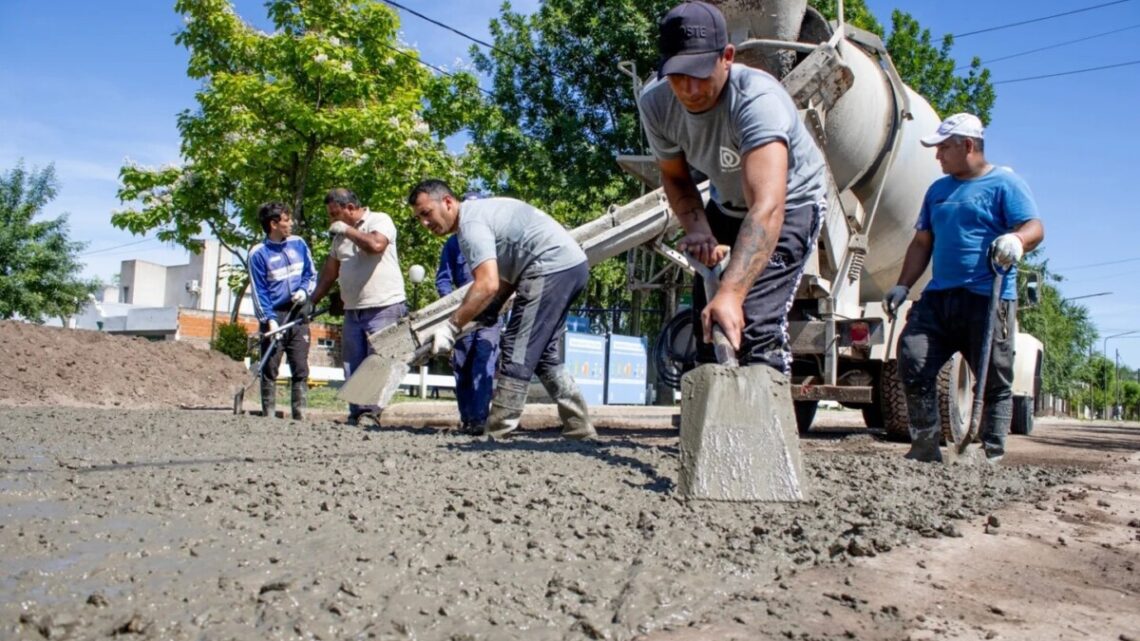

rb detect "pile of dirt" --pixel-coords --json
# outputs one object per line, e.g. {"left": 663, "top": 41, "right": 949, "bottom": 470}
{"left": 0, "top": 320, "right": 250, "bottom": 409}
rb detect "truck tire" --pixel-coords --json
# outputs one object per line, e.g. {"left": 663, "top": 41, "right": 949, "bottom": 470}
{"left": 1011, "top": 395, "right": 1034, "bottom": 435}
{"left": 794, "top": 400, "right": 818, "bottom": 435}
{"left": 879, "top": 361, "right": 910, "bottom": 441}
{"left": 938, "top": 354, "right": 972, "bottom": 448}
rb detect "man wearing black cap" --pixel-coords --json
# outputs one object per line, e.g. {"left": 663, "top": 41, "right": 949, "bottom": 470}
{"left": 638, "top": 0, "right": 828, "bottom": 375}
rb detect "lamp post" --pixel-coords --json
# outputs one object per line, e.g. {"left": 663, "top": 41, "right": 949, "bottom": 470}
{"left": 408, "top": 264, "right": 426, "bottom": 311}
{"left": 1102, "top": 330, "right": 1138, "bottom": 419}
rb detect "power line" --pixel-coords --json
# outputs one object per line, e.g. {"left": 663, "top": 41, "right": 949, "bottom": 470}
{"left": 381, "top": 0, "right": 500, "bottom": 55}
{"left": 952, "top": 0, "right": 1134, "bottom": 39}
{"left": 993, "top": 59, "right": 1140, "bottom": 84}
{"left": 80, "top": 238, "right": 157, "bottom": 257}
{"left": 956, "top": 23, "right": 1140, "bottom": 70}
{"left": 1054, "top": 256, "right": 1140, "bottom": 272}
{"left": 378, "top": 42, "right": 494, "bottom": 98}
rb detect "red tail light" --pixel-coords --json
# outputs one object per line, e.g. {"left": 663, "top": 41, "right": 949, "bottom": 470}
{"left": 849, "top": 322, "right": 870, "bottom": 346}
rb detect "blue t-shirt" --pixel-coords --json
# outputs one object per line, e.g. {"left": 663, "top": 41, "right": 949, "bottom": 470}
{"left": 916, "top": 166, "right": 1038, "bottom": 300}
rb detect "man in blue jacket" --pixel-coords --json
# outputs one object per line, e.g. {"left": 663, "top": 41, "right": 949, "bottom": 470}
{"left": 436, "top": 207, "right": 502, "bottom": 435}
{"left": 248, "top": 202, "right": 316, "bottom": 420}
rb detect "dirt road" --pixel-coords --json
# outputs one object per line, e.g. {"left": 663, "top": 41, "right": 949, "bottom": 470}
{"left": 2, "top": 406, "right": 1138, "bottom": 640}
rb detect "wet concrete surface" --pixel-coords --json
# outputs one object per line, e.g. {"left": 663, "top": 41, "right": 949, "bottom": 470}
{"left": 0, "top": 406, "right": 1123, "bottom": 640}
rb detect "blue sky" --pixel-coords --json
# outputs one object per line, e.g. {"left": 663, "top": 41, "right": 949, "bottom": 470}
{"left": 2, "top": 0, "right": 1139, "bottom": 366}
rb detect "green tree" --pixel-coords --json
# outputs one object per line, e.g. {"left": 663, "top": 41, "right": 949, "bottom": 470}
{"left": 0, "top": 162, "right": 99, "bottom": 323}
{"left": 883, "top": 10, "right": 994, "bottom": 122}
{"left": 114, "top": 0, "right": 482, "bottom": 318}
{"left": 1016, "top": 255, "right": 1097, "bottom": 400}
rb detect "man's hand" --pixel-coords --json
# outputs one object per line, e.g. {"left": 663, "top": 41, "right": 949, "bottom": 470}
{"left": 290, "top": 289, "right": 308, "bottom": 305}
{"left": 430, "top": 320, "right": 459, "bottom": 356}
{"left": 267, "top": 319, "right": 280, "bottom": 334}
{"left": 883, "top": 285, "right": 909, "bottom": 317}
{"left": 329, "top": 220, "right": 350, "bottom": 236}
{"left": 700, "top": 291, "right": 743, "bottom": 351}
{"left": 991, "top": 233, "right": 1023, "bottom": 268}
{"left": 678, "top": 232, "right": 727, "bottom": 267}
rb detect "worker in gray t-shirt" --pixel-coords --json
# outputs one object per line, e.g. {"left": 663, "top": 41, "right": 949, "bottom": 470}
{"left": 407, "top": 179, "right": 596, "bottom": 442}
{"left": 638, "top": 1, "right": 828, "bottom": 374}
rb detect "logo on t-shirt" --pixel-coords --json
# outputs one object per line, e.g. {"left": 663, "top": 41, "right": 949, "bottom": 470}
{"left": 719, "top": 146, "right": 741, "bottom": 172}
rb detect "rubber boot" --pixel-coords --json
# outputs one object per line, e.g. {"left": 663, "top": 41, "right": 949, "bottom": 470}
{"left": 260, "top": 379, "right": 278, "bottom": 418}
{"left": 539, "top": 368, "right": 597, "bottom": 441}
{"left": 904, "top": 427, "right": 943, "bottom": 463}
{"left": 903, "top": 381, "right": 941, "bottom": 462}
{"left": 485, "top": 376, "right": 529, "bottom": 440}
{"left": 290, "top": 380, "right": 307, "bottom": 420}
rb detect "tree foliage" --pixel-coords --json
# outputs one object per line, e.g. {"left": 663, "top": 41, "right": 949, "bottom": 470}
{"left": 114, "top": 0, "right": 482, "bottom": 315}
{"left": 1016, "top": 254, "right": 1098, "bottom": 399}
{"left": 0, "top": 162, "right": 99, "bottom": 323}
{"left": 211, "top": 321, "right": 252, "bottom": 360}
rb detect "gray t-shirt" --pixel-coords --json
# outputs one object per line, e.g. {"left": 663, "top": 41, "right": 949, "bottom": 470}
{"left": 638, "top": 63, "right": 827, "bottom": 215}
{"left": 457, "top": 197, "right": 587, "bottom": 285}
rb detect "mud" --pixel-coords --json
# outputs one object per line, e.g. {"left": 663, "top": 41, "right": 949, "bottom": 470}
{"left": 0, "top": 407, "right": 1081, "bottom": 640}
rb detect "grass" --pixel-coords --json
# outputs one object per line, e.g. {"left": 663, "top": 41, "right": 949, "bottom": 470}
{"left": 269, "top": 382, "right": 456, "bottom": 411}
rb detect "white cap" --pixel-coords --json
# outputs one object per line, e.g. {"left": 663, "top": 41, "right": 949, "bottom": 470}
{"left": 920, "top": 113, "right": 985, "bottom": 147}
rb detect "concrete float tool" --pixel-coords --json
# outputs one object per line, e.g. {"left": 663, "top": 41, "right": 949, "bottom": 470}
{"left": 336, "top": 323, "right": 481, "bottom": 421}
{"left": 232, "top": 304, "right": 328, "bottom": 415}
{"left": 675, "top": 251, "right": 808, "bottom": 502}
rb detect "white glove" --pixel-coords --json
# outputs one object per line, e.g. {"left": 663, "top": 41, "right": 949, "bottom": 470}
{"left": 991, "top": 233, "right": 1023, "bottom": 267}
{"left": 291, "top": 289, "right": 308, "bottom": 305}
{"left": 430, "top": 320, "right": 459, "bottom": 356}
{"left": 267, "top": 319, "right": 280, "bottom": 334}
{"left": 329, "top": 220, "right": 350, "bottom": 235}
{"left": 883, "top": 285, "right": 909, "bottom": 317}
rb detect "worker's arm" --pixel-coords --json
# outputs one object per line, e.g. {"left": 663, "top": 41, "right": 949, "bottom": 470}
{"left": 700, "top": 141, "right": 788, "bottom": 349}
{"left": 449, "top": 260, "right": 500, "bottom": 329}
{"left": 310, "top": 255, "right": 340, "bottom": 305}
{"left": 341, "top": 226, "right": 389, "bottom": 256}
{"left": 658, "top": 155, "right": 722, "bottom": 267}
{"left": 1011, "top": 219, "right": 1044, "bottom": 253}
{"left": 247, "top": 248, "right": 274, "bottom": 324}
{"left": 895, "top": 230, "right": 934, "bottom": 289}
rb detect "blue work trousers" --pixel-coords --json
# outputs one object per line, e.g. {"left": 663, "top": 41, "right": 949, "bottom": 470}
{"left": 451, "top": 324, "right": 501, "bottom": 425}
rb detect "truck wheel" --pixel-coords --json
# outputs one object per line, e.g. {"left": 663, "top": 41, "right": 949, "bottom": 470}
{"left": 879, "top": 361, "right": 910, "bottom": 441}
{"left": 938, "top": 354, "right": 972, "bottom": 448}
{"left": 1011, "top": 395, "right": 1034, "bottom": 435}
{"left": 794, "top": 400, "right": 818, "bottom": 435}
{"left": 861, "top": 403, "right": 883, "bottom": 429}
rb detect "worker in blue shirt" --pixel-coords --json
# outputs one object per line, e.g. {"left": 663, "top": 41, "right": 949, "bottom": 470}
{"left": 435, "top": 193, "right": 502, "bottom": 435}
{"left": 248, "top": 202, "right": 316, "bottom": 420}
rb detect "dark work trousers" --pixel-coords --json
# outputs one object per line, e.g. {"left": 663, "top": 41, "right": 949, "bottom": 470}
{"left": 259, "top": 308, "right": 311, "bottom": 383}
{"left": 897, "top": 288, "right": 1016, "bottom": 456}
{"left": 451, "top": 322, "right": 501, "bottom": 425}
{"left": 498, "top": 261, "right": 589, "bottom": 384}
{"left": 692, "top": 200, "right": 822, "bottom": 373}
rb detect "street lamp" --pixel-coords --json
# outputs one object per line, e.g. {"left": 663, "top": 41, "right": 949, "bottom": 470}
{"left": 408, "top": 264, "right": 426, "bottom": 310}
{"left": 1102, "top": 330, "right": 1138, "bottom": 419}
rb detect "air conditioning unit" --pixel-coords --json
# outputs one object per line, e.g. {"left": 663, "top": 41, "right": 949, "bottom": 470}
{"left": 185, "top": 279, "right": 201, "bottom": 294}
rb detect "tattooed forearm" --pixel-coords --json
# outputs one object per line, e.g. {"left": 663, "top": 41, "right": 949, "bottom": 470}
{"left": 723, "top": 210, "right": 782, "bottom": 294}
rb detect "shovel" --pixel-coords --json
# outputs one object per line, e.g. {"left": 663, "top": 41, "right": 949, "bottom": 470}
{"left": 954, "top": 252, "right": 1013, "bottom": 455}
{"left": 676, "top": 253, "right": 807, "bottom": 502}
{"left": 233, "top": 304, "right": 328, "bottom": 415}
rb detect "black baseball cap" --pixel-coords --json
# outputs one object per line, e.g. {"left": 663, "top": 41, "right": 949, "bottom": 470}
{"left": 657, "top": 1, "right": 728, "bottom": 80}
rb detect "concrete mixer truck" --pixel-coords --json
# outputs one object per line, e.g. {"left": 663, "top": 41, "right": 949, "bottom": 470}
{"left": 350, "top": 0, "right": 1042, "bottom": 445}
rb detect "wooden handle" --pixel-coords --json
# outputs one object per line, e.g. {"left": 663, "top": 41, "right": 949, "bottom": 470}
{"left": 711, "top": 325, "right": 738, "bottom": 367}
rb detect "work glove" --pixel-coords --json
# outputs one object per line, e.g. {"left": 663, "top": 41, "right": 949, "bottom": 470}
{"left": 291, "top": 289, "right": 308, "bottom": 305}
{"left": 991, "top": 233, "right": 1023, "bottom": 268}
{"left": 430, "top": 320, "right": 459, "bottom": 356}
{"left": 267, "top": 319, "right": 280, "bottom": 334}
{"left": 883, "top": 285, "right": 909, "bottom": 317}
{"left": 329, "top": 220, "right": 350, "bottom": 235}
